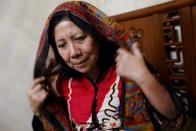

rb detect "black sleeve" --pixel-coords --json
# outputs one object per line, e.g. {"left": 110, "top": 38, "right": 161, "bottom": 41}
{"left": 32, "top": 115, "right": 44, "bottom": 131}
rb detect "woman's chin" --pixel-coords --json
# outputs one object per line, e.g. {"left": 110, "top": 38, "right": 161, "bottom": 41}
{"left": 73, "top": 66, "right": 89, "bottom": 74}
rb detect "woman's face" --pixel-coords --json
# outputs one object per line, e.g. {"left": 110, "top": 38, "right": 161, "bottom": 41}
{"left": 54, "top": 19, "right": 100, "bottom": 77}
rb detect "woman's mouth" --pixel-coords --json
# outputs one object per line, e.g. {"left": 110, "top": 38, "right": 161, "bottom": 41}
{"left": 72, "top": 59, "right": 87, "bottom": 68}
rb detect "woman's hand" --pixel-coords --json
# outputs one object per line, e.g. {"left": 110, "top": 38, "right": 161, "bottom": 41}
{"left": 27, "top": 77, "right": 48, "bottom": 117}
{"left": 115, "top": 43, "right": 149, "bottom": 83}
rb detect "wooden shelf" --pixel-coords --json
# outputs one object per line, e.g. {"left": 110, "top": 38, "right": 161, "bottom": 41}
{"left": 161, "top": 16, "right": 180, "bottom": 23}
{"left": 164, "top": 42, "right": 182, "bottom": 46}
{"left": 112, "top": 0, "right": 196, "bottom": 22}
{"left": 173, "top": 86, "right": 187, "bottom": 90}
{"left": 169, "top": 75, "right": 187, "bottom": 80}
{"left": 162, "top": 26, "right": 174, "bottom": 30}
{"left": 113, "top": 0, "right": 196, "bottom": 115}
{"left": 169, "top": 64, "right": 184, "bottom": 69}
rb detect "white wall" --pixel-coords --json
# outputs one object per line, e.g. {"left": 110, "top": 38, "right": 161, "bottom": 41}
{"left": 0, "top": 0, "right": 172, "bottom": 130}
{"left": 96, "top": 0, "right": 173, "bottom": 15}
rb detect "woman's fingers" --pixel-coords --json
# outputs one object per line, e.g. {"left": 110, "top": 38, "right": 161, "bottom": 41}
{"left": 27, "top": 77, "right": 49, "bottom": 116}
{"left": 28, "top": 78, "right": 45, "bottom": 94}
{"left": 32, "top": 77, "right": 45, "bottom": 87}
{"left": 35, "top": 89, "right": 48, "bottom": 102}
{"left": 28, "top": 88, "right": 48, "bottom": 116}
{"left": 116, "top": 48, "right": 127, "bottom": 61}
{"left": 28, "top": 76, "right": 47, "bottom": 99}
{"left": 131, "top": 42, "right": 142, "bottom": 58}
{"left": 115, "top": 42, "right": 147, "bottom": 80}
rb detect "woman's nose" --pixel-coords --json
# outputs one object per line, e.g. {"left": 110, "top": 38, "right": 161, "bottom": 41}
{"left": 69, "top": 44, "right": 80, "bottom": 58}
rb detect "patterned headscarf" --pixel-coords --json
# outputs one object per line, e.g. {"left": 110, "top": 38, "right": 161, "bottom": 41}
{"left": 34, "top": 1, "right": 135, "bottom": 81}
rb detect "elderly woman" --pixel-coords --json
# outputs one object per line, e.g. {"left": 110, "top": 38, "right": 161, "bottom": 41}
{"left": 28, "top": 1, "right": 183, "bottom": 131}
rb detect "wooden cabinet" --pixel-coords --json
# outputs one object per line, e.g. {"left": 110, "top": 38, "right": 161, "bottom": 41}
{"left": 112, "top": 0, "right": 196, "bottom": 116}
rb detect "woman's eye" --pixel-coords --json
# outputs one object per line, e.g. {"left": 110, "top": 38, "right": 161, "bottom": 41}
{"left": 75, "top": 35, "right": 86, "bottom": 43}
{"left": 57, "top": 42, "right": 66, "bottom": 48}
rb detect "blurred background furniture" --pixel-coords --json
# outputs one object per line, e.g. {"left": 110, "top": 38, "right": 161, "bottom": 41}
{"left": 113, "top": 0, "right": 196, "bottom": 118}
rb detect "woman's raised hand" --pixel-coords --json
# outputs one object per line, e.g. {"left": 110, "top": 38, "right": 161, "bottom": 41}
{"left": 27, "top": 77, "right": 48, "bottom": 117}
{"left": 115, "top": 43, "right": 149, "bottom": 83}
